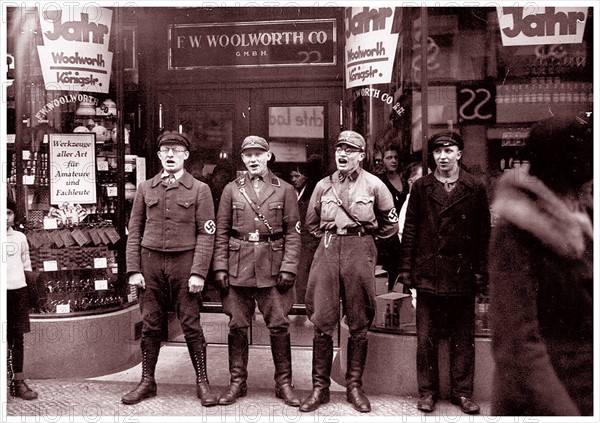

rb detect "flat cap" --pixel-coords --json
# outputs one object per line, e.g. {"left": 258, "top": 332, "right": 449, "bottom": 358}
{"left": 429, "top": 130, "right": 464, "bottom": 150}
{"left": 158, "top": 131, "right": 190, "bottom": 150}
{"left": 336, "top": 130, "right": 365, "bottom": 151}
{"left": 241, "top": 135, "right": 269, "bottom": 152}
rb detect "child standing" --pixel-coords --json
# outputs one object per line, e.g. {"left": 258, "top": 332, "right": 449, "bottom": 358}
{"left": 6, "top": 197, "right": 38, "bottom": 400}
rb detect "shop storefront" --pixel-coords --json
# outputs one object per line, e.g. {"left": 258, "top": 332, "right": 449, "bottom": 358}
{"left": 4, "top": 5, "right": 594, "bottom": 383}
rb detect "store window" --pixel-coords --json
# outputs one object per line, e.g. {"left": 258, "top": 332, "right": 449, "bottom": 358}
{"left": 343, "top": 6, "right": 593, "bottom": 337}
{"left": 6, "top": 6, "right": 142, "bottom": 317}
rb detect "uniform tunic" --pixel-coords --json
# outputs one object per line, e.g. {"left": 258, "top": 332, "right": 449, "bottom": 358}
{"left": 126, "top": 171, "right": 215, "bottom": 341}
{"left": 213, "top": 171, "right": 301, "bottom": 331}
{"left": 305, "top": 168, "right": 398, "bottom": 335}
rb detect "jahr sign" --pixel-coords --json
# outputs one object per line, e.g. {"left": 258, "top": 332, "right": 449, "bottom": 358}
{"left": 344, "top": 7, "right": 399, "bottom": 89}
{"left": 497, "top": 7, "right": 588, "bottom": 46}
{"left": 37, "top": 6, "right": 113, "bottom": 93}
{"left": 49, "top": 133, "right": 97, "bottom": 205}
{"left": 169, "top": 19, "right": 336, "bottom": 69}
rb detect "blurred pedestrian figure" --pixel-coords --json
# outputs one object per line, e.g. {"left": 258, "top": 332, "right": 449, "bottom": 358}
{"left": 489, "top": 115, "right": 593, "bottom": 416}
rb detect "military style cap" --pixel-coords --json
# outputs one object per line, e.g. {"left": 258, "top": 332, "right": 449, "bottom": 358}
{"left": 429, "top": 130, "right": 464, "bottom": 150}
{"left": 158, "top": 131, "right": 190, "bottom": 150}
{"left": 241, "top": 135, "right": 269, "bottom": 152}
{"left": 336, "top": 130, "right": 365, "bottom": 151}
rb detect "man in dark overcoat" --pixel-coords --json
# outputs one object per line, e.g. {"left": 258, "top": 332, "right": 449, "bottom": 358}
{"left": 398, "top": 131, "right": 490, "bottom": 414}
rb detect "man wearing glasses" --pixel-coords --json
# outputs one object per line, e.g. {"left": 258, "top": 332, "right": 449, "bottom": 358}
{"left": 213, "top": 135, "right": 301, "bottom": 407}
{"left": 300, "top": 130, "right": 398, "bottom": 413}
{"left": 123, "top": 131, "right": 218, "bottom": 407}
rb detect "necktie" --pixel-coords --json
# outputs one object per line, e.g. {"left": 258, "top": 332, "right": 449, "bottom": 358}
{"left": 165, "top": 174, "right": 175, "bottom": 185}
{"left": 252, "top": 176, "right": 262, "bottom": 194}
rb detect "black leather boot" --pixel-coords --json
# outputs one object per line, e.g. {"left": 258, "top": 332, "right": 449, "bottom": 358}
{"left": 218, "top": 332, "right": 249, "bottom": 405}
{"left": 121, "top": 338, "right": 160, "bottom": 405}
{"left": 271, "top": 332, "right": 300, "bottom": 407}
{"left": 345, "top": 337, "right": 371, "bottom": 412}
{"left": 11, "top": 379, "right": 38, "bottom": 400}
{"left": 187, "top": 342, "right": 218, "bottom": 407}
{"left": 299, "top": 334, "right": 333, "bottom": 412}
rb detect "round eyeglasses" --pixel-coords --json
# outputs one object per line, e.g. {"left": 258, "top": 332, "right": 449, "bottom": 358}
{"left": 335, "top": 146, "right": 362, "bottom": 154}
{"left": 159, "top": 146, "right": 187, "bottom": 154}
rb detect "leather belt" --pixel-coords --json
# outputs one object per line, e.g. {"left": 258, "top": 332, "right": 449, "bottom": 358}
{"left": 331, "top": 227, "right": 368, "bottom": 236}
{"left": 230, "top": 230, "right": 284, "bottom": 242}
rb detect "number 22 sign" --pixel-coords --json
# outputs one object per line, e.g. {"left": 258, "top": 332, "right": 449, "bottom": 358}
{"left": 457, "top": 83, "right": 496, "bottom": 124}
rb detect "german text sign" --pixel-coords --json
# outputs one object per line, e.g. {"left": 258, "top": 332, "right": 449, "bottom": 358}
{"left": 169, "top": 19, "right": 336, "bottom": 69}
{"left": 49, "top": 134, "right": 97, "bottom": 205}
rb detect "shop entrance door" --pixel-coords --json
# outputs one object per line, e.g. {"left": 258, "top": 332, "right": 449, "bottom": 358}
{"left": 158, "top": 83, "right": 343, "bottom": 346}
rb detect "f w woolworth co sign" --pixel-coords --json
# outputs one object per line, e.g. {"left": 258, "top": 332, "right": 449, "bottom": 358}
{"left": 169, "top": 19, "right": 336, "bottom": 69}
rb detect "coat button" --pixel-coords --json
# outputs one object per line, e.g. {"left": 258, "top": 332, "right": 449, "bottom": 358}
{"left": 461, "top": 214, "right": 466, "bottom": 219}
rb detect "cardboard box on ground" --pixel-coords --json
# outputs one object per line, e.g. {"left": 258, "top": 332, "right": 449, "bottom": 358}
{"left": 375, "top": 283, "right": 416, "bottom": 329}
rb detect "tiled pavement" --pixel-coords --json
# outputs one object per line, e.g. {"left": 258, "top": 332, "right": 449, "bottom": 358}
{"left": 5, "top": 344, "right": 492, "bottom": 420}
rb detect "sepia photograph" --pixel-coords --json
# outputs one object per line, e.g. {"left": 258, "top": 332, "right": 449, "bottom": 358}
{"left": 2, "top": 1, "right": 597, "bottom": 421}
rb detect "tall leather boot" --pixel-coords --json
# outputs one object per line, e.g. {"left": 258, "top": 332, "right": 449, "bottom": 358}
{"left": 345, "top": 337, "right": 371, "bottom": 412}
{"left": 270, "top": 333, "right": 300, "bottom": 407}
{"left": 299, "top": 334, "right": 333, "bottom": 412}
{"left": 218, "top": 332, "right": 249, "bottom": 405}
{"left": 121, "top": 338, "right": 160, "bottom": 405}
{"left": 187, "top": 342, "right": 218, "bottom": 407}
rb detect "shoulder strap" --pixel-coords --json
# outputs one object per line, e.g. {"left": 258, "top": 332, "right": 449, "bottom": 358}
{"left": 328, "top": 175, "right": 362, "bottom": 227}
{"left": 236, "top": 181, "right": 274, "bottom": 233}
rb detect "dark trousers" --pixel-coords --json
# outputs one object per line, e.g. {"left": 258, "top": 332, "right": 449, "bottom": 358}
{"left": 222, "top": 285, "right": 293, "bottom": 336}
{"left": 139, "top": 248, "right": 205, "bottom": 344}
{"left": 306, "top": 234, "right": 377, "bottom": 337}
{"left": 416, "top": 291, "right": 475, "bottom": 398}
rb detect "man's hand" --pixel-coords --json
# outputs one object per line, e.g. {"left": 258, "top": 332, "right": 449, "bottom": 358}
{"left": 277, "top": 271, "right": 295, "bottom": 293}
{"left": 188, "top": 274, "right": 205, "bottom": 294}
{"left": 397, "top": 271, "right": 413, "bottom": 289}
{"left": 128, "top": 272, "right": 145, "bottom": 290}
{"left": 215, "top": 270, "right": 229, "bottom": 291}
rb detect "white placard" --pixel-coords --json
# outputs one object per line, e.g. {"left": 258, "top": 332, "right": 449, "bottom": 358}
{"left": 497, "top": 7, "right": 588, "bottom": 46}
{"left": 56, "top": 304, "right": 71, "bottom": 313}
{"left": 43, "top": 217, "right": 58, "bottom": 229}
{"left": 37, "top": 7, "right": 113, "bottom": 93}
{"left": 43, "top": 260, "right": 59, "bottom": 271}
{"left": 94, "top": 279, "right": 108, "bottom": 290}
{"left": 268, "top": 106, "right": 325, "bottom": 139}
{"left": 106, "top": 186, "right": 117, "bottom": 197}
{"left": 97, "top": 160, "right": 109, "bottom": 171}
{"left": 94, "top": 257, "right": 108, "bottom": 268}
{"left": 344, "top": 7, "right": 399, "bottom": 89}
{"left": 269, "top": 142, "right": 307, "bottom": 163}
{"left": 49, "top": 133, "right": 97, "bottom": 205}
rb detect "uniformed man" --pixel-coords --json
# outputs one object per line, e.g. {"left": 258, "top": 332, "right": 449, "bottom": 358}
{"left": 299, "top": 130, "right": 399, "bottom": 413}
{"left": 213, "top": 135, "right": 302, "bottom": 407}
{"left": 123, "top": 131, "right": 218, "bottom": 406}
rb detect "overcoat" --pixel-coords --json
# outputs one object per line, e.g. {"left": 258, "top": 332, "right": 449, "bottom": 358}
{"left": 399, "top": 170, "right": 490, "bottom": 295}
